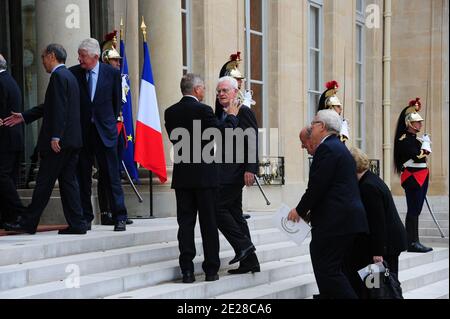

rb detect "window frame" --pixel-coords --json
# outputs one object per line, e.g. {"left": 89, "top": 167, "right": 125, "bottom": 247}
{"left": 355, "top": 1, "right": 366, "bottom": 150}
{"left": 307, "top": 0, "right": 323, "bottom": 123}
{"left": 181, "top": 0, "right": 192, "bottom": 74}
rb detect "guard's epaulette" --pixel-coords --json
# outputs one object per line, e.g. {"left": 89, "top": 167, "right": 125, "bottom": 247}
{"left": 399, "top": 134, "right": 406, "bottom": 141}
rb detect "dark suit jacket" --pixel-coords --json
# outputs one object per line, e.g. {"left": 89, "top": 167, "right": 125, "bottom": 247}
{"left": 296, "top": 134, "right": 369, "bottom": 238}
{"left": 165, "top": 96, "right": 238, "bottom": 189}
{"left": 69, "top": 63, "right": 121, "bottom": 148}
{"left": 358, "top": 170, "right": 408, "bottom": 256}
{"left": 22, "top": 66, "right": 82, "bottom": 152}
{"left": 0, "top": 71, "right": 24, "bottom": 152}
{"left": 217, "top": 105, "right": 259, "bottom": 186}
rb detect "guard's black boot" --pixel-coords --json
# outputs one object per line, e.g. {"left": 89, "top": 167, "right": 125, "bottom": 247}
{"left": 407, "top": 216, "right": 433, "bottom": 253}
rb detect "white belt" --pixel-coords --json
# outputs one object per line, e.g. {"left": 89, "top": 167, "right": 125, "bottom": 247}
{"left": 403, "top": 159, "right": 427, "bottom": 169}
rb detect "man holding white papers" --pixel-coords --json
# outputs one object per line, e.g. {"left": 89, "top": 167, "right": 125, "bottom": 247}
{"left": 288, "top": 110, "right": 369, "bottom": 299}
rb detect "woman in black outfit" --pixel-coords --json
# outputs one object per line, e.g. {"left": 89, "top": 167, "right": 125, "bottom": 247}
{"left": 347, "top": 147, "right": 408, "bottom": 298}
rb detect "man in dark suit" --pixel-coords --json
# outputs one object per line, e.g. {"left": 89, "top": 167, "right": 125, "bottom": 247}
{"left": 69, "top": 38, "right": 127, "bottom": 231}
{"left": 215, "top": 76, "right": 260, "bottom": 275}
{"left": 0, "top": 54, "right": 26, "bottom": 227}
{"left": 3, "top": 44, "right": 86, "bottom": 235}
{"left": 165, "top": 73, "right": 239, "bottom": 283}
{"left": 288, "top": 109, "right": 369, "bottom": 299}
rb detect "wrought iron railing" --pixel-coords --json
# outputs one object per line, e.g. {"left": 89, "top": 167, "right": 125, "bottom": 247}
{"left": 257, "top": 156, "right": 285, "bottom": 185}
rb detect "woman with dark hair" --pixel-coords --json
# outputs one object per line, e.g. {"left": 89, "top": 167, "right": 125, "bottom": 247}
{"left": 393, "top": 98, "right": 433, "bottom": 253}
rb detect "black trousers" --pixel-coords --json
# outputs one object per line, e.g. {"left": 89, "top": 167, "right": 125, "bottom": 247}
{"left": 175, "top": 189, "right": 220, "bottom": 275}
{"left": 24, "top": 149, "right": 86, "bottom": 232}
{"left": 77, "top": 124, "right": 127, "bottom": 223}
{"left": 97, "top": 131, "right": 126, "bottom": 213}
{"left": 310, "top": 234, "right": 358, "bottom": 299}
{"left": 0, "top": 151, "right": 25, "bottom": 222}
{"left": 217, "top": 185, "right": 254, "bottom": 254}
{"left": 404, "top": 176, "right": 429, "bottom": 218}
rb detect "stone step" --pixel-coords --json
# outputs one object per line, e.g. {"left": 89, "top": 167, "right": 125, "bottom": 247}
{"left": 398, "top": 212, "right": 449, "bottom": 221}
{"left": 420, "top": 236, "right": 450, "bottom": 245}
{"left": 105, "top": 247, "right": 448, "bottom": 300}
{"left": 419, "top": 228, "right": 449, "bottom": 237}
{"left": 0, "top": 241, "right": 307, "bottom": 299}
{"left": 214, "top": 274, "right": 318, "bottom": 300}
{"left": 403, "top": 279, "right": 449, "bottom": 299}
{"left": 213, "top": 248, "right": 449, "bottom": 300}
{"left": 400, "top": 259, "right": 449, "bottom": 294}
{"left": 0, "top": 227, "right": 298, "bottom": 291}
{"left": 107, "top": 255, "right": 316, "bottom": 299}
{"left": 0, "top": 213, "right": 276, "bottom": 267}
{"left": 419, "top": 220, "right": 449, "bottom": 228}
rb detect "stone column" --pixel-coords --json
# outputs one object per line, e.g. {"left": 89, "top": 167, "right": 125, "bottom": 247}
{"left": 139, "top": 0, "right": 183, "bottom": 176}
{"left": 36, "top": 0, "right": 91, "bottom": 102}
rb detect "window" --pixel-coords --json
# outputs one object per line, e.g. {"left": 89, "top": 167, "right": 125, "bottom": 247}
{"left": 308, "top": 0, "right": 323, "bottom": 123}
{"left": 245, "top": 0, "right": 267, "bottom": 129}
{"left": 181, "top": 0, "right": 192, "bottom": 75}
{"left": 356, "top": 1, "right": 365, "bottom": 150}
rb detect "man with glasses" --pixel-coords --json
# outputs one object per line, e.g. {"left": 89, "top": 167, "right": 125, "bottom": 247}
{"left": 3, "top": 44, "right": 86, "bottom": 235}
{"left": 216, "top": 76, "right": 261, "bottom": 275}
{"left": 288, "top": 110, "right": 369, "bottom": 299}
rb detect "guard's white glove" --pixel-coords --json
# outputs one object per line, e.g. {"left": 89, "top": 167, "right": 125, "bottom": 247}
{"left": 242, "top": 90, "right": 256, "bottom": 108}
{"left": 340, "top": 119, "right": 350, "bottom": 140}
{"left": 420, "top": 133, "right": 432, "bottom": 153}
{"left": 122, "top": 75, "right": 130, "bottom": 104}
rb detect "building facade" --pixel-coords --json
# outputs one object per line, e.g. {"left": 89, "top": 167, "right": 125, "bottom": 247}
{"left": 0, "top": 0, "right": 448, "bottom": 218}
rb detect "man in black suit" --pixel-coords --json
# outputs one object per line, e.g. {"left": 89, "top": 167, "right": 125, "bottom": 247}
{"left": 3, "top": 44, "right": 86, "bottom": 235}
{"left": 215, "top": 76, "right": 260, "bottom": 275}
{"left": 0, "top": 54, "right": 26, "bottom": 227}
{"left": 165, "top": 73, "right": 239, "bottom": 283}
{"left": 69, "top": 38, "right": 127, "bottom": 231}
{"left": 288, "top": 109, "right": 369, "bottom": 299}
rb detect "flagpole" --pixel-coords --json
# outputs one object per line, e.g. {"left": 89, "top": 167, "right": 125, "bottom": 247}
{"left": 141, "top": 16, "right": 154, "bottom": 219}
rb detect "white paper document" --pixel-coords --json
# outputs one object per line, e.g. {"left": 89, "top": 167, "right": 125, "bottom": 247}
{"left": 273, "top": 204, "right": 311, "bottom": 246}
{"left": 358, "top": 262, "right": 386, "bottom": 281}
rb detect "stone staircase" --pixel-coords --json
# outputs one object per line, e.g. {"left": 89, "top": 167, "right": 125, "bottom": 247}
{"left": 0, "top": 205, "right": 448, "bottom": 299}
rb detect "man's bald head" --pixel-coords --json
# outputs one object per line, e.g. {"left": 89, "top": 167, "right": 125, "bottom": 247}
{"left": 299, "top": 126, "right": 315, "bottom": 156}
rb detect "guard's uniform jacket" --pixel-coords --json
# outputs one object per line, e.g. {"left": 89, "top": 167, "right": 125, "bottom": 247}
{"left": 397, "top": 131, "right": 429, "bottom": 190}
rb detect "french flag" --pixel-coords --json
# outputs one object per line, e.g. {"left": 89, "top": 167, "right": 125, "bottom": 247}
{"left": 134, "top": 41, "right": 167, "bottom": 183}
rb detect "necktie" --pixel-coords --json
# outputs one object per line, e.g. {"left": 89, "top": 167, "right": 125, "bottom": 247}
{"left": 87, "top": 70, "right": 94, "bottom": 101}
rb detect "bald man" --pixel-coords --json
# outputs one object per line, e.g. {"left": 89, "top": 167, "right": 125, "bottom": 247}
{"left": 300, "top": 126, "right": 315, "bottom": 156}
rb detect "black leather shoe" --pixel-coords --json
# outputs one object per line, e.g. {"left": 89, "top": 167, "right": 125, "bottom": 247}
{"left": 58, "top": 227, "right": 87, "bottom": 235}
{"left": 243, "top": 214, "right": 251, "bottom": 220}
{"left": 3, "top": 222, "right": 36, "bottom": 235}
{"left": 228, "top": 264, "right": 260, "bottom": 275}
{"left": 229, "top": 245, "right": 256, "bottom": 265}
{"left": 408, "top": 241, "right": 433, "bottom": 253}
{"left": 205, "top": 274, "right": 219, "bottom": 282}
{"left": 126, "top": 219, "right": 134, "bottom": 225}
{"left": 114, "top": 220, "right": 126, "bottom": 232}
{"left": 101, "top": 212, "right": 115, "bottom": 225}
{"left": 182, "top": 271, "right": 196, "bottom": 283}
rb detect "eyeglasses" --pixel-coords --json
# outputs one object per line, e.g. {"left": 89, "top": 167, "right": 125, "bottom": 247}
{"left": 216, "top": 88, "right": 231, "bottom": 94}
